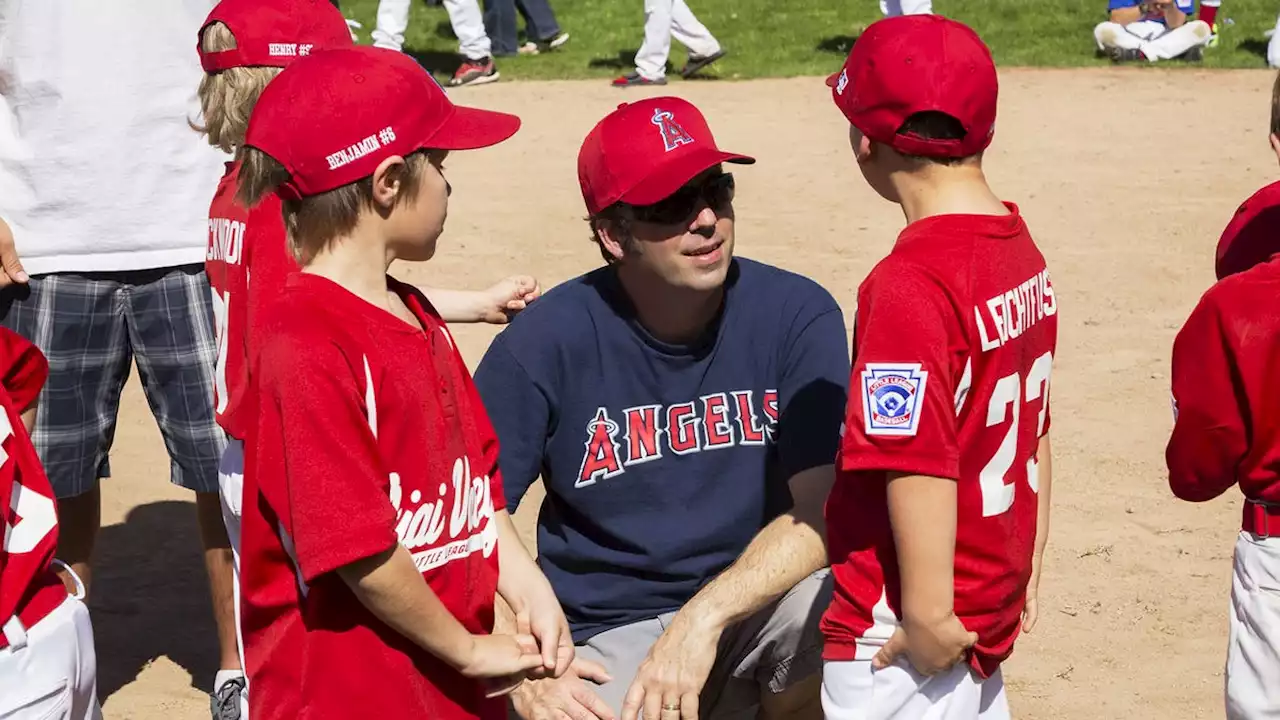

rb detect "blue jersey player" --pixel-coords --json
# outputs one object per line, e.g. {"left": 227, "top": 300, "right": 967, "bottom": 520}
{"left": 474, "top": 97, "right": 849, "bottom": 720}
{"left": 1094, "top": 0, "right": 1213, "bottom": 62}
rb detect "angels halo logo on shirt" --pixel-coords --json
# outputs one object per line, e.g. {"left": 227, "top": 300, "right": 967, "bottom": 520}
{"left": 860, "top": 363, "right": 928, "bottom": 436}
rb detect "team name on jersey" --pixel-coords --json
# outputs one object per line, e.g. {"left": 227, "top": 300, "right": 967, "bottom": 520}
{"left": 207, "top": 217, "right": 245, "bottom": 266}
{"left": 388, "top": 456, "right": 497, "bottom": 573}
{"left": 268, "top": 43, "right": 313, "bottom": 57}
{"left": 325, "top": 127, "right": 398, "bottom": 171}
{"left": 975, "top": 268, "right": 1056, "bottom": 352}
{"left": 578, "top": 390, "right": 778, "bottom": 487}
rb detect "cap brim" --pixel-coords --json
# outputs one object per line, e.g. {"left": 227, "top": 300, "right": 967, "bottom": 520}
{"left": 621, "top": 147, "right": 755, "bottom": 207}
{"left": 425, "top": 105, "right": 522, "bottom": 151}
{"left": 825, "top": 71, "right": 840, "bottom": 88}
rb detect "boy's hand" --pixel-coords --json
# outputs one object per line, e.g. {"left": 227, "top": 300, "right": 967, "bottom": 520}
{"left": 1022, "top": 557, "right": 1044, "bottom": 633}
{"left": 478, "top": 275, "right": 541, "bottom": 325}
{"left": 460, "top": 633, "right": 545, "bottom": 680}
{"left": 871, "top": 612, "right": 977, "bottom": 676}
{"left": 0, "top": 217, "right": 29, "bottom": 288}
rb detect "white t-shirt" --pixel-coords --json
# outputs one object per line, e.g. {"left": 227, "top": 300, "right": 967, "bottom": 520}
{"left": 0, "top": 0, "right": 225, "bottom": 276}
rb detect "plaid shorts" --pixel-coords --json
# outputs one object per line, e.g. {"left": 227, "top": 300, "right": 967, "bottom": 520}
{"left": 0, "top": 265, "right": 226, "bottom": 498}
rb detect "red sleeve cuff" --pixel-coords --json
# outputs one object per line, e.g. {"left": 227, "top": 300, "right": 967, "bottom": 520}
{"left": 298, "top": 525, "right": 400, "bottom": 584}
{"left": 839, "top": 450, "right": 960, "bottom": 481}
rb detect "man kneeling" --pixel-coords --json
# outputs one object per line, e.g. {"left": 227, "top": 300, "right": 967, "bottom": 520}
{"left": 475, "top": 98, "right": 850, "bottom": 720}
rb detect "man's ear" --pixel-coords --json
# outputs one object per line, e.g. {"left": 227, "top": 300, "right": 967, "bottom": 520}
{"left": 594, "top": 219, "right": 628, "bottom": 262}
{"left": 1270, "top": 133, "right": 1280, "bottom": 167}
{"left": 370, "top": 155, "right": 408, "bottom": 208}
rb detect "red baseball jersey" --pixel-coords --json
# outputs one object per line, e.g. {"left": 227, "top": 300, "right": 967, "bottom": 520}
{"left": 823, "top": 204, "right": 1058, "bottom": 678}
{"left": 1167, "top": 255, "right": 1280, "bottom": 504}
{"left": 241, "top": 273, "right": 506, "bottom": 720}
{"left": 0, "top": 328, "right": 64, "bottom": 640}
{"left": 206, "top": 161, "right": 297, "bottom": 441}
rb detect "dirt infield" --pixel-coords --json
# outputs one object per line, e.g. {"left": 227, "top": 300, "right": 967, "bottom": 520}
{"left": 95, "top": 69, "right": 1274, "bottom": 719}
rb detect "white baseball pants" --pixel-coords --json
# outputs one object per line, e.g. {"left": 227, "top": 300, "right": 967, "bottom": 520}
{"left": 634, "top": 0, "right": 721, "bottom": 81}
{"left": 218, "top": 437, "right": 249, "bottom": 720}
{"left": 0, "top": 596, "right": 101, "bottom": 720}
{"left": 1226, "top": 531, "right": 1280, "bottom": 719}
{"left": 822, "top": 659, "right": 1009, "bottom": 720}
{"left": 1093, "top": 19, "right": 1212, "bottom": 61}
{"left": 373, "top": 0, "right": 492, "bottom": 60}
{"left": 1268, "top": 14, "right": 1280, "bottom": 69}
{"left": 881, "top": 0, "right": 933, "bottom": 17}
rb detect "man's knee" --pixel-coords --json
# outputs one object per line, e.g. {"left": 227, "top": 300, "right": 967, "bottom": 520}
{"left": 735, "top": 570, "right": 832, "bottom": 694}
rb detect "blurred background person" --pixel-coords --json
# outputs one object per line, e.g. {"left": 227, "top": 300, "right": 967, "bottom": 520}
{"left": 613, "top": 0, "right": 725, "bottom": 87}
{"left": 881, "top": 0, "right": 932, "bottom": 16}
{"left": 485, "top": 0, "right": 570, "bottom": 56}
{"left": 373, "top": 0, "right": 501, "bottom": 86}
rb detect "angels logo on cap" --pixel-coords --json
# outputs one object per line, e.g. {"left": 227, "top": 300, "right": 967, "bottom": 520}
{"left": 577, "top": 97, "right": 755, "bottom": 215}
{"left": 651, "top": 109, "right": 696, "bottom": 153}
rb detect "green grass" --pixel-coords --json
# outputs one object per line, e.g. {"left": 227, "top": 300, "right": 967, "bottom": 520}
{"left": 338, "top": 0, "right": 1280, "bottom": 81}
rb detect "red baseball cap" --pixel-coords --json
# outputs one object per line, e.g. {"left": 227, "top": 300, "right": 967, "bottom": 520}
{"left": 243, "top": 46, "right": 520, "bottom": 199}
{"left": 826, "top": 15, "right": 998, "bottom": 159}
{"left": 198, "top": 0, "right": 353, "bottom": 73}
{"left": 1215, "top": 181, "right": 1280, "bottom": 279}
{"left": 577, "top": 97, "right": 754, "bottom": 216}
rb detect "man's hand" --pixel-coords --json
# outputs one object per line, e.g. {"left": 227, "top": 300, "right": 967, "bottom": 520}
{"left": 0, "top": 217, "right": 29, "bottom": 288}
{"left": 620, "top": 613, "right": 720, "bottom": 720}
{"left": 478, "top": 275, "right": 540, "bottom": 325}
{"left": 871, "top": 612, "right": 978, "bottom": 677}
{"left": 511, "top": 658, "right": 616, "bottom": 720}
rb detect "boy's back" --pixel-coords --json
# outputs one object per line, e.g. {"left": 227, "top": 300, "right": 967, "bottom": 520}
{"left": 821, "top": 15, "right": 1058, "bottom": 719}
{"left": 824, "top": 205, "right": 1057, "bottom": 676}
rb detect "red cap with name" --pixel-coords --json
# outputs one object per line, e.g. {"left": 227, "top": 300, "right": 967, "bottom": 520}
{"left": 243, "top": 46, "right": 520, "bottom": 199}
{"left": 198, "top": 0, "right": 353, "bottom": 73}
{"left": 826, "top": 15, "right": 998, "bottom": 159}
{"left": 577, "top": 97, "right": 754, "bottom": 216}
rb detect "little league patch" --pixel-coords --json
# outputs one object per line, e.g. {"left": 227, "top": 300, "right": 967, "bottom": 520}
{"left": 861, "top": 363, "right": 928, "bottom": 436}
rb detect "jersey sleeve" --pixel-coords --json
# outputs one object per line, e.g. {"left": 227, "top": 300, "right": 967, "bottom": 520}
{"left": 840, "top": 261, "right": 962, "bottom": 480}
{"left": 472, "top": 334, "right": 549, "bottom": 510}
{"left": 1166, "top": 293, "right": 1246, "bottom": 502}
{"left": 776, "top": 297, "right": 850, "bottom": 480}
{"left": 258, "top": 334, "right": 398, "bottom": 583}
{"left": 0, "top": 328, "right": 48, "bottom": 412}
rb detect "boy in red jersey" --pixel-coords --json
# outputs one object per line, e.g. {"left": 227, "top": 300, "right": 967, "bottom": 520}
{"left": 820, "top": 16, "right": 1057, "bottom": 719}
{"left": 195, "top": 3, "right": 540, "bottom": 714}
{"left": 233, "top": 45, "right": 570, "bottom": 720}
{"left": 0, "top": 328, "right": 100, "bottom": 719}
{"left": 1165, "top": 71, "right": 1280, "bottom": 720}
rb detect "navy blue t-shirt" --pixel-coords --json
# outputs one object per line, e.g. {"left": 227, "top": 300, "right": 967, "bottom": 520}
{"left": 473, "top": 258, "right": 850, "bottom": 642}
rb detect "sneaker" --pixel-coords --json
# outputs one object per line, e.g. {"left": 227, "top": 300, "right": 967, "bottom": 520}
{"left": 450, "top": 57, "right": 499, "bottom": 87}
{"left": 680, "top": 49, "right": 726, "bottom": 77}
{"left": 519, "top": 32, "right": 570, "bottom": 55}
{"left": 611, "top": 72, "right": 667, "bottom": 87}
{"left": 211, "top": 676, "right": 247, "bottom": 720}
{"left": 1179, "top": 45, "right": 1204, "bottom": 62}
{"left": 1108, "top": 47, "right": 1145, "bottom": 63}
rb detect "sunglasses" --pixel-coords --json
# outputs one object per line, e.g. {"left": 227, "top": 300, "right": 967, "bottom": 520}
{"left": 628, "top": 173, "right": 735, "bottom": 225}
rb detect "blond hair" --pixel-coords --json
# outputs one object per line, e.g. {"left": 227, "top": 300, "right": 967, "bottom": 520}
{"left": 1271, "top": 71, "right": 1280, "bottom": 137}
{"left": 192, "top": 22, "right": 282, "bottom": 154}
{"left": 236, "top": 147, "right": 433, "bottom": 264}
